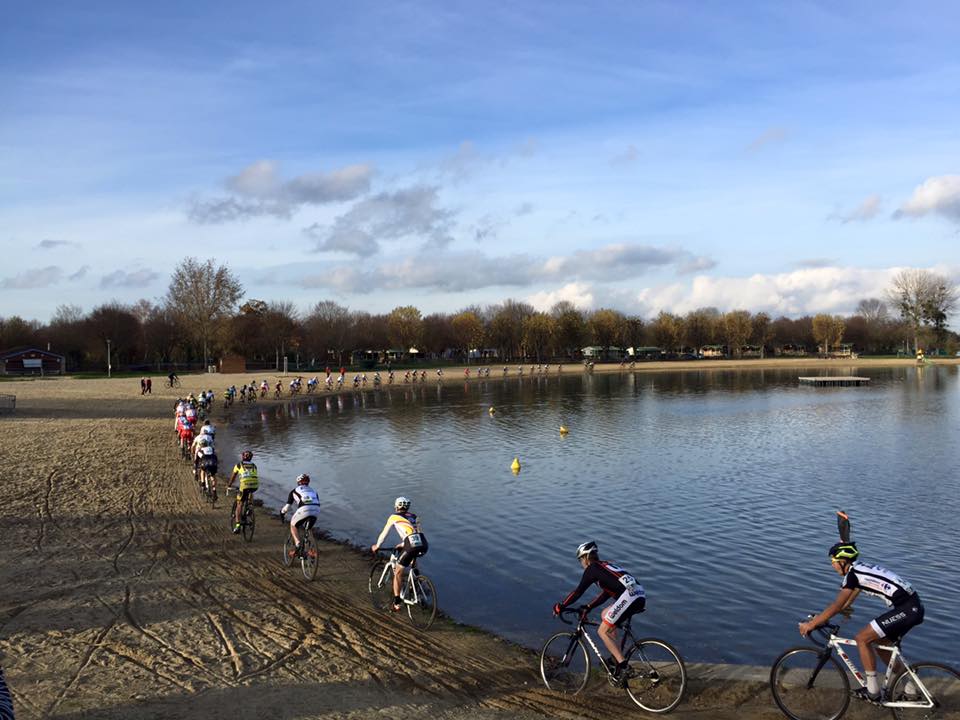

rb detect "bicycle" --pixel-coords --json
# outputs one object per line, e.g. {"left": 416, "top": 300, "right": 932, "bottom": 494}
{"left": 226, "top": 488, "right": 256, "bottom": 542}
{"left": 770, "top": 615, "right": 959, "bottom": 720}
{"left": 167, "top": 376, "right": 181, "bottom": 388}
{"left": 368, "top": 549, "right": 438, "bottom": 630}
{"left": 280, "top": 512, "right": 319, "bottom": 581}
{"left": 539, "top": 607, "right": 687, "bottom": 714}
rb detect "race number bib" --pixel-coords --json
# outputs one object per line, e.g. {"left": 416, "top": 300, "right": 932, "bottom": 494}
{"left": 407, "top": 533, "right": 425, "bottom": 548}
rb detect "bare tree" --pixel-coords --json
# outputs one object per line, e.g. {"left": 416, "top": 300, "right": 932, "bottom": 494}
{"left": 165, "top": 257, "right": 244, "bottom": 366}
{"left": 551, "top": 301, "right": 587, "bottom": 358}
{"left": 886, "top": 269, "right": 958, "bottom": 352}
{"left": 522, "top": 312, "right": 555, "bottom": 361}
{"left": 856, "top": 298, "right": 888, "bottom": 325}
{"left": 304, "top": 300, "right": 352, "bottom": 366}
{"left": 451, "top": 310, "right": 485, "bottom": 362}
{"left": 682, "top": 307, "right": 719, "bottom": 354}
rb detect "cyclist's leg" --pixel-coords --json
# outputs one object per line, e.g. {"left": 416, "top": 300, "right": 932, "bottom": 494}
{"left": 869, "top": 601, "right": 925, "bottom": 674}
{"left": 394, "top": 548, "right": 416, "bottom": 605}
{"left": 599, "top": 594, "right": 646, "bottom": 665}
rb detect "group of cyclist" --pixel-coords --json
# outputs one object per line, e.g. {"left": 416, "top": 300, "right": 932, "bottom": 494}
{"left": 173, "top": 380, "right": 928, "bottom": 705}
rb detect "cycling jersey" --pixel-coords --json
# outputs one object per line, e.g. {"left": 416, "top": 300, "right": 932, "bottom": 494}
{"left": 282, "top": 485, "right": 320, "bottom": 511}
{"left": 375, "top": 511, "right": 421, "bottom": 546}
{"left": 232, "top": 461, "right": 259, "bottom": 491}
{"left": 842, "top": 561, "right": 916, "bottom": 607}
{"left": 560, "top": 560, "right": 646, "bottom": 611}
{"left": 376, "top": 511, "right": 427, "bottom": 567}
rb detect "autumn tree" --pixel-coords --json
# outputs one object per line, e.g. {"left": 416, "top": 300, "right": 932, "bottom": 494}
{"left": 551, "top": 301, "right": 588, "bottom": 358}
{"left": 165, "top": 257, "right": 244, "bottom": 365}
{"left": 487, "top": 300, "right": 533, "bottom": 359}
{"left": 451, "top": 310, "right": 485, "bottom": 362}
{"left": 650, "top": 312, "right": 682, "bottom": 352}
{"left": 812, "top": 314, "right": 846, "bottom": 354}
{"left": 588, "top": 309, "right": 625, "bottom": 359}
{"left": 722, "top": 310, "right": 753, "bottom": 358}
{"left": 522, "top": 312, "right": 555, "bottom": 361}
{"left": 682, "top": 307, "right": 719, "bottom": 354}
{"left": 388, "top": 306, "right": 424, "bottom": 357}
{"left": 751, "top": 312, "right": 774, "bottom": 358}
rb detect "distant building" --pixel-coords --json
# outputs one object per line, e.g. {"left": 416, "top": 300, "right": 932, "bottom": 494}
{"left": 701, "top": 345, "right": 726, "bottom": 359}
{"left": 0, "top": 347, "right": 66, "bottom": 375}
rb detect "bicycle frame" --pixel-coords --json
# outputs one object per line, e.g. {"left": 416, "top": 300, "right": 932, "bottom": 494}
{"left": 375, "top": 553, "right": 423, "bottom": 605}
{"left": 820, "top": 630, "right": 935, "bottom": 709}
{"left": 562, "top": 612, "right": 636, "bottom": 676}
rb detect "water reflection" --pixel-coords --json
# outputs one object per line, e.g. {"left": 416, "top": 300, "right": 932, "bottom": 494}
{"left": 222, "top": 366, "right": 960, "bottom": 666}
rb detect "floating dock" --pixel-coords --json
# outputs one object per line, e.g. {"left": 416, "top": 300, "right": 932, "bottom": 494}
{"left": 798, "top": 376, "right": 870, "bottom": 387}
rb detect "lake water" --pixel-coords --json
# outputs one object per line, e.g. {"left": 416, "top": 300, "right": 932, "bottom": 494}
{"left": 221, "top": 365, "right": 960, "bottom": 666}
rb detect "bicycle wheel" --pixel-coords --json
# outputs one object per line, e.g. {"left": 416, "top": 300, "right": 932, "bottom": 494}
{"left": 242, "top": 506, "right": 255, "bottom": 542}
{"left": 300, "top": 533, "right": 319, "bottom": 581}
{"left": 889, "top": 662, "right": 960, "bottom": 720}
{"left": 624, "top": 638, "right": 687, "bottom": 713}
{"left": 540, "top": 632, "right": 590, "bottom": 695}
{"left": 282, "top": 535, "right": 295, "bottom": 568}
{"left": 770, "top": 646, "right": 849, "bottom": 720}
{"left": 406, "top": 573, "right": 437, "bottom": 630}
{"left": 368, "top": 561, "right": 394, "bottom": 611}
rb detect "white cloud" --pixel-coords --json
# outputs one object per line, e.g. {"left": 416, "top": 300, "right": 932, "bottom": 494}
{"left": 35, "top": 239, "right": 78, "bottom": 250}
{"left": 188, "top": 160, "right": 374, "bottom": 223}
{"left": 100, "top": 269, "right": 160, "bottom": 288}
{"left": 636, "top": 266, "right": 902, "bottom": 316}
{"left": 526, "top": 282, "right": 595, "bottom": 311}
{"left": 895, "top": 175, "right": 960, "bottom": 221}
{"left": 283, "top": 242, "right": 714, "bottom": 293}
{"left": 0, "top": 266, "right": 64, "bottom": 289}
{"left": 830, "top": 194, "right": 882, "bottom": 223}
{"left": 304, "top": 185, "right": 456, "bottom": 257}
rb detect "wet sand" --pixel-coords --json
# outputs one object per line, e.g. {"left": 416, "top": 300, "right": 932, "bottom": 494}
{"left": 0, "top": 366, "right": 928, "bottom": 719}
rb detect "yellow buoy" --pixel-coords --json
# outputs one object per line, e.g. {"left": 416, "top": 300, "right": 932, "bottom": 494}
{"left": 511, "top": 457, "right": 521, "bottom": 473}
{"left": 488, "top": 406, "right": 496, "bottom": 414}
{"left": 559, "top": 425, "right": 569, "bottom": 435}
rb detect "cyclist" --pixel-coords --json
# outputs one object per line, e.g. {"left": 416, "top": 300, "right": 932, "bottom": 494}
{"left": 280, "top": 473, "right": 322, "bottom": 553}
{"left": 177, "top": 417, "right": 195, "bottom": 455}
{"left": 370, "top": 496, "right": 428, "bottom": 611}
{"left": 197, "top": 441, "right": 219, "bottom": 495}
{"left": 228, "top": 450, "right": 259, "bottom": 534}
{"left": 199, "top": 419, "right": 215, "bottom": 444}
{"left": 168, "top": 371, "right": 178, "bottom": 387}
{"left": 552, "top": 541, "right": 646, "bottom": 681}
{"left": 799, "top": 542, "right": 924, "bottom": 702}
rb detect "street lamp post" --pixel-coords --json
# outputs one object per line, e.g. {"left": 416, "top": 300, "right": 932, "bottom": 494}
{"left": 107, "top": 339, "right": 112, "bottom": 378}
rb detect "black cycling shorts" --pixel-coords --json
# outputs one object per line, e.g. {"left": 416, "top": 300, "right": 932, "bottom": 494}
{"left": 397, "top": 533, "right": 428, "bottom": 567}
{"left": 871, "top": 597, "right": 924, "bottom": 642}
{"left": 295, "top": 515, "right": 317, "bottom": 531}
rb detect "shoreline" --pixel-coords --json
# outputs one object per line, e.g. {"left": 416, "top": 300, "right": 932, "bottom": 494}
{"left": 0, "top": 370, "right": 933, "bottom": 719}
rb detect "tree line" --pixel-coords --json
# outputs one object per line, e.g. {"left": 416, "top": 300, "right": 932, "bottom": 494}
{"left": 1, "top": 260, "right": 956, "bottom": 371}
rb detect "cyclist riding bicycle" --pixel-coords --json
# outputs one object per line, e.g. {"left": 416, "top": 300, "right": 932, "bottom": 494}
{"left": 177, "top": 418, "right": 195, "bottom": 452}
{"left": 798, "top": 542, "right": 925, "bottom": 702}
{"left": 552, "top": 541, "right": 646, "bottom": 681}
{"left": 280, "top": 473, "right": 322, "bottom": 551}
{"left": 228, "top": 450, "right": 259, "bottom": 534}
{"left": 370, "top": 496, "right": 428, "bottom": 612}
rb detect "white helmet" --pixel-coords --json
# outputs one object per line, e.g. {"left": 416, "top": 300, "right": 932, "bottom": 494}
{"left": 576, "top": 541, "right": 598, "bottom": 559}
{"left": 201, "top": 424, "right": 214, "bottom": 435}
{"left": 394, "top": 496, "right": 411, "bottom": 511}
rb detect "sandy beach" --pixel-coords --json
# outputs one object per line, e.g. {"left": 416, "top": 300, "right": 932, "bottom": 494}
{"left": 0, "top": 360, "right": 936, "bottom": 719}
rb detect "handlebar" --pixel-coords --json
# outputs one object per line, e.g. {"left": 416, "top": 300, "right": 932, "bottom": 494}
{"left": 803, "top": 614, "right": 842, "bottom": 647}
{"left": 556, "top": 606, "right": 598, "bottom": 627}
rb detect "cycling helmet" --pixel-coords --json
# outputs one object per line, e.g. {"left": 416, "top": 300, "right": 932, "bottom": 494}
{"left": 828, "top": 542, "right": 859, "bottom": 562}
{"left": 394, "top": 496, "right": 411, "bottom": 511}
{"left": 241, "top": 450, "right": 253, "bottom": 461}
{"left": 576, "top": 541, "right": 598, "bottom": 559}
{"left": 199, "top": 438, "right": 209, "bottom": 447}
{"left": 297, "top": 473, "right": 310, "bottom": 485}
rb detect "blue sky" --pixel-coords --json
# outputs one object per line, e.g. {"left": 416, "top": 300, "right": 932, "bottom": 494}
{"left": 3, "top": 1, "right": 960, "bottom": 321}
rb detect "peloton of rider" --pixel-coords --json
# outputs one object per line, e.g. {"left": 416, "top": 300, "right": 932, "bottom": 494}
{"left": 228, "top": 450, "right": 259, "bottom": 533}
{"left": 552, "top": 541, "right": 646, "bottom": 681}
{"left": 370, "top": 497, "right": 428, "bottom": 612}
{"left": 798, "top": 539, "right": 925, "bottom": 702}
{"left": 280, "top": 474, "right": 322, "bottom": 553}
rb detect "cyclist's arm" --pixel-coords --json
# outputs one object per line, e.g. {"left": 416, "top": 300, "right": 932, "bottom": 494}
{"left": 228, "top": 467, "right": 239, "bottom": 487}
{"left": 583, "top": 590, "right": 608, "bottom": 612}
{"left": 558, "top": 568, "right": 596, "bottom": 609}
{"left": 838, "top": 588, "right": 860, "bottom": 612}
{"left": 799, "top": 588, "right": 855, "bottom": 636}
{"left": 371, "top": 518, "right": 394, "bottom": 551}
